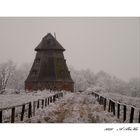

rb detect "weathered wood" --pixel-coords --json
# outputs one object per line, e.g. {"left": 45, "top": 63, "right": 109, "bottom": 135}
{"left": 42, "top": 99, "right": 44, "bottom": 109}
{"left": 0, "top": 110, "right": 2, "bottom": 123}
{"left": 123, "top": 105, "right": 127, "bottom": 122}
{"left": 97, "top": 95, "right": 99, "bottom": 102}
{"left": 21, "top": 104, "right": 25, "bottom": 121}
{"left": 103, "top": 98, "right": 106, "bottom": 110}
{"left": 139, "top": 111, "right": 140, "bottom": 123}
{"left": 48, "top": 98, "right": 50, "bottom": 105}
{"left": 56, "top": 94, "right": 58, "bottom": 99}
{"left": 130, "top": 107, "right": 134, "bottom": 123}
{"left": 50, "top": 97, "right": 52, "bottom": 103}
{"left": 112, "top": 102, "right": 115, "bottom": 115}
{"left": 108, "top": 100, "right": 111, "bottom": 112}
{"left": 11, "top": 107, "right": 15, "bottom": 123}
{"left": 37, "top": 100, "right": 40, "bottom": 108}
{"left": 117, "top": 104, "right": 120, "bottom": 119}
{"left": 110, "top": 101, "right": 113, "bottom": 112}
{"left": 45, "top": 98, "right": 47, "bottom": 106}
{"left": 33, "top": 101, "right": 36, "bottom": 116}
{"left": 28, "top": 102, "right": 32, "bottom": 118}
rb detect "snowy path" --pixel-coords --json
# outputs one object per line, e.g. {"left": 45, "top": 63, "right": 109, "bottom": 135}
{"left": 25, "top": 92, "right": 120, "bottom": 123}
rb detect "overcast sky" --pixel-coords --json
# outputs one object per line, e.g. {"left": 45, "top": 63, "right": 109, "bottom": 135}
{"left": 0, "top": 17, "right": 139, "bottom": 81}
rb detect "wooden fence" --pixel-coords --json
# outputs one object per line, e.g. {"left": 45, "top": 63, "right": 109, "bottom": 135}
{"left": 0, "top": 92, "right": 63, "bottom": 123}
{"left": 91, "top": 91, "right": 140, "bottom": 123}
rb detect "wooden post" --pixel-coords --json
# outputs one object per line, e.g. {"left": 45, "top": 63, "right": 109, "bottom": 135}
{"left": 28, "top": 102, "right": 32, "bottom": 118}
{"left": 110, "top": 101, "right": 113, "bottom": 112}
{"left": 50, "top": 97, "right": 52, "bottom": 103}
{"left": 33, "top": 101, "right": 36, "bottom": 116}
{"left": 139, "top": 110, "right": 140, "bottom": 123}
{"left": 130, "top": 107, "right": 134, "bottom": 123}
{"left": 56, "top": 94, "right": 58, "bottom": 99}
{"left": 97, "top": 95, "right": 99, "bottom": 102}
{"left": 37, "top": 100, "right": 40, "bottom": 108}
{"left": 112, "top": 102, "right": 115, "bottom": 115}
{"left": 0, "top": 110, "right": 2, "bottom": 123}
{"left": 103, "top": 98, "right": 106, "bottom": 111}
{"left": 108, "top": 100, "right": 111, "bottom": 112}
{"left": 42, "top": 99, "right": 44, "bottom": 109}
{"left": 21, "top": 104, "right": 25, "bottom": 121}
{"left": 48, "top": 98, "right": 49, "bottom": 105}
{"left": 11, "top": 107, "right": 15, "bottom": 123}
{"left": 123, "top": 105, "right": 127, "bottom": 122}
{"left": 45, "top": 98, "right": 47, "bottom": 107}
{"left": 117, "top": 103, "right": 120, "bottom": 119}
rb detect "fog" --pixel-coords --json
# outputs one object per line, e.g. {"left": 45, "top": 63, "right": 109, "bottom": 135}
{"left": 0, "top": 17, "right": 139, "bottom": 81}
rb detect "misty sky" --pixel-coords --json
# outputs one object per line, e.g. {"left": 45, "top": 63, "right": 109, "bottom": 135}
{"left": 0, "top": 17, "right": 139, "bottom": 81}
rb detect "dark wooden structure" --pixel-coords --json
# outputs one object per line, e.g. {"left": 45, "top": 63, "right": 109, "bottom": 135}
{"left": 25, "top": 33, "right": 74, "bottom": 92}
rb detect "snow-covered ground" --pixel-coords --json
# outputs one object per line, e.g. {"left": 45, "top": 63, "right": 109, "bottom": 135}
{"left": 86, "top": 88, "right": 140, "bottom": 108}
{"left": 23, "top": 92, "right": 120, "bottom": 123}
{"left": 1, "top": 89, "right": 139, "bottom": 123}
{"left": 0, "top": 90, "right": 55, "bottom": 109}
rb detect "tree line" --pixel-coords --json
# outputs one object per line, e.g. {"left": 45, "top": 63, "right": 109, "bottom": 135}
{"left": 0, "top": 60, "right": 140, "bottom": 97}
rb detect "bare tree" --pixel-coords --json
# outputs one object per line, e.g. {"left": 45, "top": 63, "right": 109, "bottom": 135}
{"left": 0, "top": 60, "right": 15, "bottom": 94}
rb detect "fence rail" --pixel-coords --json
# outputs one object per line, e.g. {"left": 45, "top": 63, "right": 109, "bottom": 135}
{"left": 91, "top": 91, "right": 140, "bottom": 123}
{"left": 0, "top": 92, "right": 63, "bottom": 123}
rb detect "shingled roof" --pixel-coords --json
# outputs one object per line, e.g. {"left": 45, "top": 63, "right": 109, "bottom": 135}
{"left": 35, "top": 33, "right": 65, "bottom": 51}
{"left": 25, "top": 33, "right": 73, "bottom": 83}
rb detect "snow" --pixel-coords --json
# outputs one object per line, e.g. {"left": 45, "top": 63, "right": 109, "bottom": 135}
{"left": 1, "top": 89, "right": 139, "bottom": 123}
{"left": 0, "top": 90, "right": 55, "bottom": 109}
{"left": 86, "top": 88, "right": 140, "bottom": 108}
{"left": 23, "top": 92, "right": 120, "bottom": 123}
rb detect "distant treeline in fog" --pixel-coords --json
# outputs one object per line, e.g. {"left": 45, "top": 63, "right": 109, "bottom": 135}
{"left": 0, "top": 60, "right": 140, "bottom": 97}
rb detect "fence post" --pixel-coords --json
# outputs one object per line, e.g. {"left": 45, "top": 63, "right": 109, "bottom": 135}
{"left": 117, "top": 103, "right": 120, "bottom": 119}
{"left": 103, "top": 98, "right": 106, "bottom": 111}
{"left": 28, "top": 102, "right": 32, "bottom": 118}
{"left": 11, "top": 107, "right": 15, "bottom": 123}
{"left": 21, "top": 104, "right": 25, "bottom": 121}
{"left": 110, "top": 100, "right": 113, "bottom": 112}
{"left": 50, "top": 96, "right": 52, "bottom": 103}
{"left": 0, "top": 110, "right": 2, "bottom": 123}
{"left": 53, "top": 95, "right": 56, "bottom": 102}
{"left": 112, "top": 102, "right": 115, "bottom": 115}
{"left": 42, "top": 99, "right": 44, "bottom": 109}
{"left": 48, "top": 98, "right": 50, "bottom": 105}
{"left": 108, "top": 100, "right": 111, "bottom": 112}
{"left": 56, "top": 94, "right": 58, "bottom": 99}
{"left": 139, "top": 110, "right": 140, "bottom": 123}
{"left": 97, "top": 95, "right": 99, "bottom": 102}
{"left": 123, "top": 105, "right": 127, "bottom": 122}
{"left": 37, "top": 100, "right": 40, "bottom": 108}
{"left": 45, "top": 98, "right": 47, "bottom": 107}
{"left": 129, "top": 107, "right": 134, "bottom": 123}
{"left": 33, "top": 101, "right": 36, "bottom": 116}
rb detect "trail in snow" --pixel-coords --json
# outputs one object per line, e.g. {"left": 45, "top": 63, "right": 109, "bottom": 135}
{"left": 24, "top": 92, "right": 120, "bottom": 123}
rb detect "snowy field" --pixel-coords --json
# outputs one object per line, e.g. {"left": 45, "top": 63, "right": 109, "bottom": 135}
{"left": 0, "top": 90, "right": 56, "bottom": 109}
{"left": 87, "top": 88, "right": 140, "bottom": 108}
{"left": 23, "top": 92, "right": 120, "bottom": 123}
{"left": 0, "top": 89, "right": 139, "bottom": 123}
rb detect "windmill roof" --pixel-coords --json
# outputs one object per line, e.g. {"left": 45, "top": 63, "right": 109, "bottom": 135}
{"left": 35, "top": 33, "right": 65, "bottom": 51}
